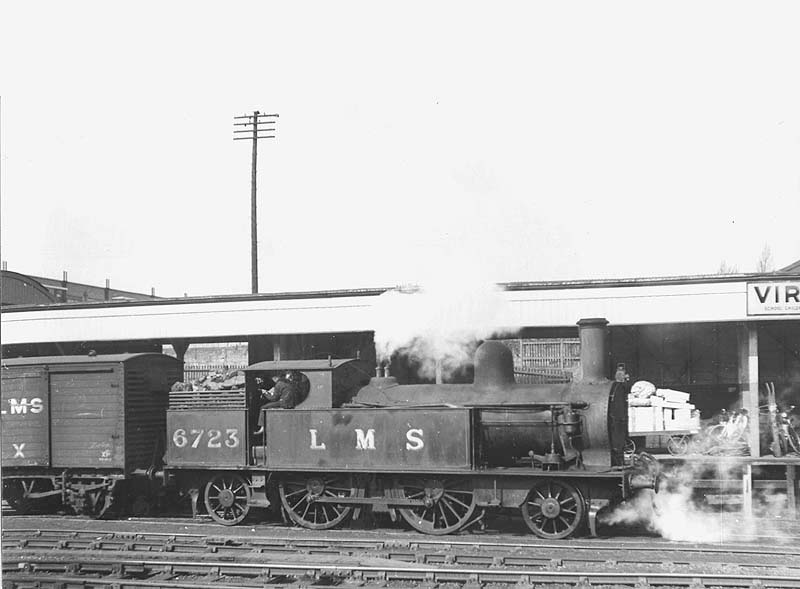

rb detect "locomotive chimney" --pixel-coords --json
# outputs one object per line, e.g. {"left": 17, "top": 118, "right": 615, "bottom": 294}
{"left": 376, "top": 364, "right": 382, "bottom": 378}
{"left": 576, "top": 318, "right": 609, "bottom": 383}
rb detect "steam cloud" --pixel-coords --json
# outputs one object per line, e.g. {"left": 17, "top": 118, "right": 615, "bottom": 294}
{"left": 601, "top": 460, "right": 795, "bottom": 543}
{"left": 372, "top": 278, "right": 513, "bottom": 381}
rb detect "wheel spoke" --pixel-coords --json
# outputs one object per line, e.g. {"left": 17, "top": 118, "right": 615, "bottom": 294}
{"left": 442, "top": 492, "right": 470, "bottom": 511}
{"left": 324, "top": 485, "right": 350, "bottom": 493}
{"left": 288, "top": 494, "right": 306, "bottom": 511}
{"left": 284, "top": 487, "right": 308, "bottom": 500}
{"left": 441, "top": 497, "right": 462, "bottom": 520}
{"left": 436, "top": 502, "right": 449, "bottom": 527}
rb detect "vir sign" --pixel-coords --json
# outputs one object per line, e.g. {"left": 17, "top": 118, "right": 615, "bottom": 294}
{"left": 747, "top": 281, "right": 800, "bottom": 316}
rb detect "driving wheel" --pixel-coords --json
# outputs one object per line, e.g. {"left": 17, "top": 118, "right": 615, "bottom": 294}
{"left": 520, "top": 479, "right": 585, "bottom": 539}
{"left": 279, "top": 474, "right": 362, "bottom": 530}
{"left": 394, "top": 477, "right": 476, "bottom": 535}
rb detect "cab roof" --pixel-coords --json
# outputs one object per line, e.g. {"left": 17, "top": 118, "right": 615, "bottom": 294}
{"left": 245, "top": 358, "right": 358, "bottom": 372}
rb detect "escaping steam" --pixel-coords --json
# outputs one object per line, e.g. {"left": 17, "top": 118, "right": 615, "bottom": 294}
{"left": 372, "top": 278, "right": 514, "bottom": 381}
{"left": 601, "top": 460, "right": 795, "bottom": 543}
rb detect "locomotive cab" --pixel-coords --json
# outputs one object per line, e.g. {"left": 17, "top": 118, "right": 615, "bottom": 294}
{"left": 244, "top": 358, "right": 372, "bottom": 412}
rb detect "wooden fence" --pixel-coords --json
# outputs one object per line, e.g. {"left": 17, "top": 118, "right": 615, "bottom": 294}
{"left": 183, "top": 363, "right": 248, "bottom": 382}
{"left": 501, "top": 338, "right": 580, "bottom": 384}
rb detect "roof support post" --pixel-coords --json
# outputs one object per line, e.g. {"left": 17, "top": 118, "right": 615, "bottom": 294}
{"left": 170, "top": 339, "right": 190, "bottom": 363}
{"left": 737, "top": 323, "right": 760, "bottom": 457}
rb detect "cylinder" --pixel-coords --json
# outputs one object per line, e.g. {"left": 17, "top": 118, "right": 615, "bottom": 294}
{"left": 577, "top": 318, "right": 609, "bottom": 383}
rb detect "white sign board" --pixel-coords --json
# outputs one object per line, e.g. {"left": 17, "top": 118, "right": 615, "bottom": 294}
{"left": 747, "top": 281, "right": 800, "bottom": 316}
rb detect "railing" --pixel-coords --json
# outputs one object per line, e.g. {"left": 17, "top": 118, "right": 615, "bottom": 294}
{"left": 514, "top": 368, "right": 573, "bottom": 384}
{"left": 183, "top": 363, "right": 247, "bottom": 382}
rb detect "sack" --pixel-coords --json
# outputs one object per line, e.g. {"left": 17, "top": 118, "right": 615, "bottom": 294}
{"left": 630, "top": 380, "right": 656, "bottom": 398}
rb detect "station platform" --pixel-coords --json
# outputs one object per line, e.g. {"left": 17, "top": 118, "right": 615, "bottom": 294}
{"left": 649, "top": 453, "right": 800, "bottom": 518}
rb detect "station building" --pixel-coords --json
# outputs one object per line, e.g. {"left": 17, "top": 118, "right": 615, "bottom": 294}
{"left": 2, "top": 266, "right": 798, "bottom": 451}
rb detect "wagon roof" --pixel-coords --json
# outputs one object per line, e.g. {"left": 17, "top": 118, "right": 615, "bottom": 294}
{"left": 245, "top": 358, "right": 358, "bottom": 372}
{"left": 1, "top": 353, "right": 173, "bottom": 367}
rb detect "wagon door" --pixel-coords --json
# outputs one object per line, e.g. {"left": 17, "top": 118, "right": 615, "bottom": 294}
{"left": 49, "top": 368, "right": 124, "bottom": 468}
{"left": 1, "top": 367, "right": 50, "bottom": 467}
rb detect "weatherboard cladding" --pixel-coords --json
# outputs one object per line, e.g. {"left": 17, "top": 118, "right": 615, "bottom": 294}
{"left": 49, "top": 368, "right": 123, "bottom": 468}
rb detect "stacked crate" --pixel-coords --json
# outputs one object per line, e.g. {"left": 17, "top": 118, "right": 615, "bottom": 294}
{"left": 629, "top": 384, "right": 700, "bottom": 433}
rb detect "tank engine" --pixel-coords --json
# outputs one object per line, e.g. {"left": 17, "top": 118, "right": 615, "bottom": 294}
{"left": 161, "top": 324, "right": 656, "bottom": 538}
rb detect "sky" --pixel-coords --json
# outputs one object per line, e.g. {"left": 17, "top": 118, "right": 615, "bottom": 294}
{"left": 1, "top": 1, "right": 799, "bottom": 298}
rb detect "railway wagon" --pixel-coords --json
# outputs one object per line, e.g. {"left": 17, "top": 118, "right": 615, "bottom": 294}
{"left": 165, "top": 341, "right": 658, "bottom": 538}
{"left": 1, "top": 353, "right": 181, "bottom": 516}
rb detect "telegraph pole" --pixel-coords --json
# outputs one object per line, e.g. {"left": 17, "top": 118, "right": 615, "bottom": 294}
{"left": 234, "top": 111, "right": 279, "bottom": 293}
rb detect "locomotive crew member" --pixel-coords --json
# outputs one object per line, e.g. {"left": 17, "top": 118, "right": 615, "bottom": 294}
{"left": 253, "top": 371, "right": 303, "bottom": 435}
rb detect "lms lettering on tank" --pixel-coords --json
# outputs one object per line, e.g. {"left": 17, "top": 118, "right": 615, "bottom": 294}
{"left": 307, "top": 428, "right": 426, "bottom": 451}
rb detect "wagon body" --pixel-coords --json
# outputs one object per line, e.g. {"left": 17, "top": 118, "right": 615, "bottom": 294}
{"left": 2, "top": 353, "right": 180, "bottom": 473}
{"left": 1, "top": 353, "right": 181, "bottom": 515}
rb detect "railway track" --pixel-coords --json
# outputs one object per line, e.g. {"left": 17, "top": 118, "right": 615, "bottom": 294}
{"left": 4, "top": 555, "right": 800, "bottom": 588}
{"left": 4, "top": 526, "right": 800, "bottom": 588}
{"left": 4, "top": 526, "right": 800, "bottom": 567}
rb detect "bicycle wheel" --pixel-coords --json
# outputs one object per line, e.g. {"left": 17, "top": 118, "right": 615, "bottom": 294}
{"left": 787, "top": 426, "right": 800, "bottom": 455}
{"left": 706, "top": 424, "right": 725, "bottom": 442}
{"left": 667, "top": 435, "right": 689, "bottom": 456}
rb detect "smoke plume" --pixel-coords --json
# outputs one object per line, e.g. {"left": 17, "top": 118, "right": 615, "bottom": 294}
{"left": 372, "top": 278, "right": 513, "bottom": 381}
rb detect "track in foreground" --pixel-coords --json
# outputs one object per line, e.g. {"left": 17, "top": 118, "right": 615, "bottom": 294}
{"left": 4, "top": 555, "right": 800, "bottom": 589}
{"left": 4, "top": 526, "right": 800, "bottom": 588}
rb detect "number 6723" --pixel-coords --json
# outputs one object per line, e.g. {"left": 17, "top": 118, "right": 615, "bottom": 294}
{"left": 172, "top": 428, "right": 240, "bottom": 449}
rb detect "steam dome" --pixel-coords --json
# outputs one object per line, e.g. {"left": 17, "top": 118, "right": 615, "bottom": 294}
{"left": 473, "top": 340, "right": 515, "bottom": 389}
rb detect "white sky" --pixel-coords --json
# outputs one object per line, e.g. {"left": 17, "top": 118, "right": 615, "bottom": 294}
{"left": 1, "top": 1, "right": 799, "bottom": 298}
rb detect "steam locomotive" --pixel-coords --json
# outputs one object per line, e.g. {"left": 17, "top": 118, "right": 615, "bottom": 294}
{"left": 1, "top": 337, "right": 658, "bottom": 539}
